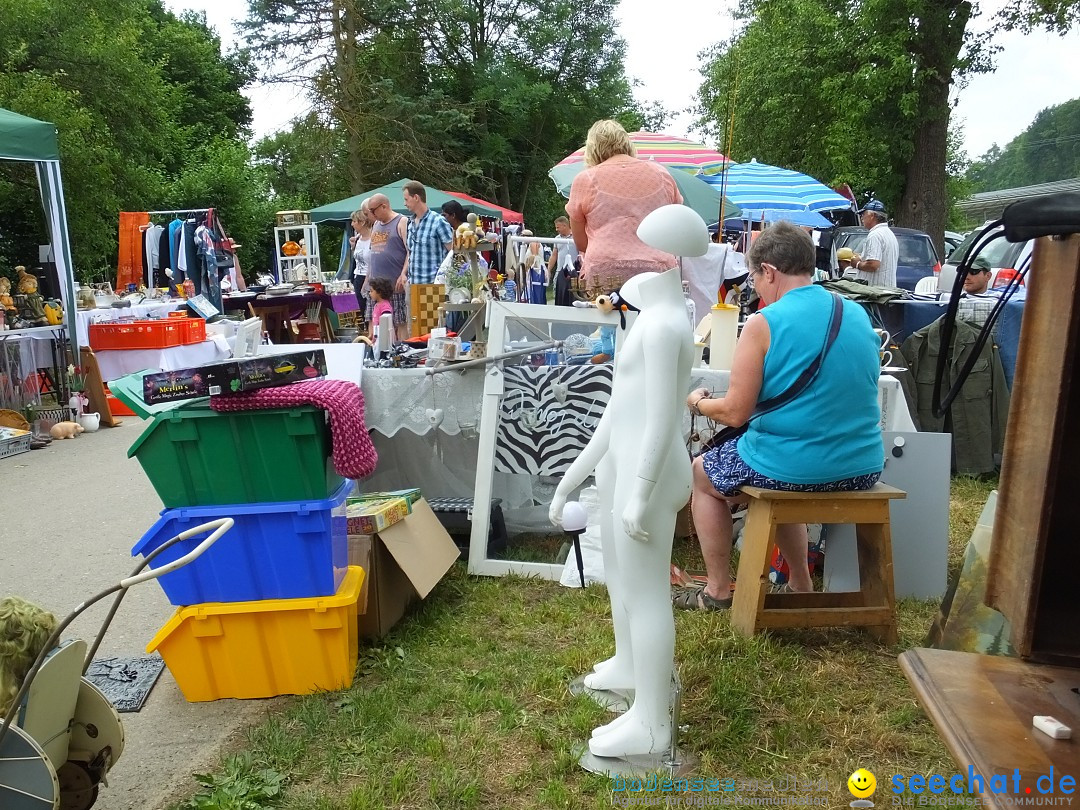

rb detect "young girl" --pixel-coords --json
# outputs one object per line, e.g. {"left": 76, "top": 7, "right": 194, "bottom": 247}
{"left": 367, "top": 276, "right": 395, "bottom": 343}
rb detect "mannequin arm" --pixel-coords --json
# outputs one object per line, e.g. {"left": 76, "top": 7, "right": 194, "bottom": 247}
{"left": 549, "top": 411, "right": 612, "bottom": 525}
{"left": 623, "top": 321, "right": 683, "bottom": 542}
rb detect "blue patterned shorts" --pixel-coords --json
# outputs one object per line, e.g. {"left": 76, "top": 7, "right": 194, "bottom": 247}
{"left": 701, "top": 437, "right": 881, "bottom": 497}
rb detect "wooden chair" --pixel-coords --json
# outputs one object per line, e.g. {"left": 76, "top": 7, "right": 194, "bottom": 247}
{"left": 730, "top": 483, "right": 907, "bottom": 643}
{"left": 249, "top": 302, "right": 294, "bottom": 345}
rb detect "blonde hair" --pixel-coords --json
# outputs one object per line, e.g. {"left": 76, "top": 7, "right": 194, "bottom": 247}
{"left": 583, "top": 120, "right": 635, "bottom": 167}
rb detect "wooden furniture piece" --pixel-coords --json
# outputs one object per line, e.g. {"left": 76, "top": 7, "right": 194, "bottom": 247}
{"left": 900, "top": 648, "right": 1080, "bottom": 806}
{"left": 409, "top": 283, "right": 445, "bottom": 338}
{"left": 986, "top": 234, "right": 1080, "bottom": 665}
{"left": 77, "top": 348, "right": 120, "bottom": 427}
{"left": 248, "top": 302, "right": 294, "bottom": 345}
{"left": 730, "top": 483, "right": 906, "bottom": 643}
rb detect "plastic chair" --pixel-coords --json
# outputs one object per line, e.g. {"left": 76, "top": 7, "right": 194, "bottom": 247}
{"left": 914, "top": 276, "right": 938, "bottom": 295}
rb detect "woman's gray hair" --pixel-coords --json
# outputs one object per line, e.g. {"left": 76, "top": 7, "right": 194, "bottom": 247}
{"left": 746, "top": 221, "right": 815, "bottom": 276}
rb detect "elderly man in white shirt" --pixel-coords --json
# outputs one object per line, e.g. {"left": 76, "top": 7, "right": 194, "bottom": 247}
{"left": 851, "top": 200, "right": 899, "bottom": 288}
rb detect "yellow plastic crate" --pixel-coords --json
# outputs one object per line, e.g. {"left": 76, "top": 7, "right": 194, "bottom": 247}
{"left": 147, "top": 567, "right": 364, "bottom": 702}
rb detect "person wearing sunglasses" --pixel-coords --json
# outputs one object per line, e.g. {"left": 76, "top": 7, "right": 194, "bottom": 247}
{"left": 367, "top": 193, "right": 411, "bottom": 340}
{"left": 675, "top": 222, "right": 884, "bottom": 612}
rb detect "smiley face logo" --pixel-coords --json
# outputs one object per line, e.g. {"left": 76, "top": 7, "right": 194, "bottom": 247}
{"left": 848, "top": 768, "right": 877, "bottom": 799}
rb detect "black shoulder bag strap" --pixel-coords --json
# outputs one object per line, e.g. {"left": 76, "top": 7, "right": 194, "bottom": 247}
{"left": 752, "top": 291, "right": 845, "bottom": 418}
{"left": 693, "top": 293, "right": 844, "bottom": 457}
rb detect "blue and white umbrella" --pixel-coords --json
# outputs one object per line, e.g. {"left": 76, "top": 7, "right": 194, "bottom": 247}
{"left": 702, "top": 159, "right": 853, "bottom": 213}
{"left": 724, "top": 208, "right": 834, "bottom": 229}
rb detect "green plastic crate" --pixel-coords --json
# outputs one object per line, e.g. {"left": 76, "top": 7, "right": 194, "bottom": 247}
{"left": 128, "top": 399, "right": 344, "bottom": 507}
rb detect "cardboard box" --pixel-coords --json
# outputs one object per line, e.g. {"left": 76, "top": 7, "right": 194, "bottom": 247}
{"left": 347, "top": 497, "right": 410, "bottom": 535}
{"left": 349, "top": 488, "right": 422, "bottom": 509}
{"left": 347, "top": 498, "right": 460, "bottom": 638}
{"left": 142, "top": 350, "right": 328, "bottom": 404}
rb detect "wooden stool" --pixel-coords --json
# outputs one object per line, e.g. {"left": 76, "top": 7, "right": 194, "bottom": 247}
{"left": 730, "top": 483, "right": 906, "bottom": 644}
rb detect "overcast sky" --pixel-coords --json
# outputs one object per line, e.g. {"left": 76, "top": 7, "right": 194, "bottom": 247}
{"left": 169, "top": 0, "right": 1080, "bottom": 162}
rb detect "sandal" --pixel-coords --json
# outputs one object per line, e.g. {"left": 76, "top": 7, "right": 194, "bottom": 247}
{"left": 672, "top": 585, "right": 733, "bottom": 612}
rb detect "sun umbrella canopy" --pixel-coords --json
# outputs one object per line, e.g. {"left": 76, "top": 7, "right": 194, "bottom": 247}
{"left": 548, "top": 161, "right": 740, "bottom": 226}
{"left": 701, "top": 159, "right": 852, "bottom": 213}
{"left": 445, "top": 191, "right": 523, "bottom": 223}
{"left": 554, "top": 132, "right": 732, "bottom": 177}
{"left": 725, "top": 208, "right": 834, "bottom": 229}
{"left": 310, "top": 178, "right": 504, "bottom": 224}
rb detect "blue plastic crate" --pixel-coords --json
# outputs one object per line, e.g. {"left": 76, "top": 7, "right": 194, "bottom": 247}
{"left": 132, "top": 479, "right": 355, "bottom": 605}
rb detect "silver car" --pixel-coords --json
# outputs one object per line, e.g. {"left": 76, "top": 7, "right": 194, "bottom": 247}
{"left": 937, "top": 222, "right": 1033, "bottom": 293}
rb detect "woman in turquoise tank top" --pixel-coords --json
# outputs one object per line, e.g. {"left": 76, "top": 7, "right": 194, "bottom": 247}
{"left": 674, "top": 222, "right": 883, "bottom": 611}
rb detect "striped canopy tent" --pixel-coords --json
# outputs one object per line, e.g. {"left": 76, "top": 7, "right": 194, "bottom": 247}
{"left": 552, "top": 131, "right": 732, "bottom": 177}
{"left": 0, "top": 107, "right": 79, "bottom": 353}
{"left": 445, "top": 191, "right": 523, "bottom": 224}
{"left": 701, "top": 159, "right": 853, "bottom": 213}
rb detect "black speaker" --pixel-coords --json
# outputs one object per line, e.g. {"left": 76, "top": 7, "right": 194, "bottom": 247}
{"left": 32, "top": 263, "right": 61, "bottom": 300}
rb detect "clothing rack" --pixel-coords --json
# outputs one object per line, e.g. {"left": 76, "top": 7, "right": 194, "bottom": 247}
{"left": 146, "top": 208, "right": 211, "bottom": 216}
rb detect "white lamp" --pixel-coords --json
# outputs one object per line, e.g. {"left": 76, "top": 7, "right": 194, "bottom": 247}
{"left": 560, "top": 501, "right": 589, "bottom": 588}
{"left": 637, "top": 204, "right": 710, "bottom": 258}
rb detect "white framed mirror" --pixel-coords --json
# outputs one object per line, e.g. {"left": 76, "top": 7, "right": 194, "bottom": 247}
{"left": 467, "top": 301, "right": 627, "bottom": 578}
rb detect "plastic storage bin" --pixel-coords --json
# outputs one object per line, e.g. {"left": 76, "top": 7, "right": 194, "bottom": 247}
{"left": 147, "top": 566, "right": 364, "bottom": 702}
{"left": 127, "top": 400, "right": 344, "bottom": 507}
{"left": 132, "top": 478, "right": 353, "bottom": 605}
{"left": 89, "top": 320, "right": 186, "bottom": 350}
{"left": 181, "top": 317, "right": 207, "bottom": 344}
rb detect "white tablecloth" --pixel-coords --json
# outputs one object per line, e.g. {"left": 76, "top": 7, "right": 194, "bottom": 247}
{"left": 359, "top": 364, "right": 916, "bottom": 437}
{"left": 94, "top": 340, "right": 230, "bottom": 382}
{"left": 77, "top": 301, "right": 182, "bottom": 346}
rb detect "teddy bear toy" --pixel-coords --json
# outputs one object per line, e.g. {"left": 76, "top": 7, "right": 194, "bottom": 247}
{"left": 50, "top": 421, "right": 85, "bottom": 439}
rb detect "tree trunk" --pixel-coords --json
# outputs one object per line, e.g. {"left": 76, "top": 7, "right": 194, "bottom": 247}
{"left": 898, "top": 1, "right": 971, "bottom": 257}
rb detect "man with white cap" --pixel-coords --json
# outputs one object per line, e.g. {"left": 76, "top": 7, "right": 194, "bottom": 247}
{"left": 851, "top": 200, "right": 899, "bottom": 288}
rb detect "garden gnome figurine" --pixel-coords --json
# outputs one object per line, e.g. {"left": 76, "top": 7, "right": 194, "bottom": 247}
{"left": 0, "top": 276, "right": 16, "bottom": 320}
{"left": 549, "top": 267, "right": 694, "bottom": 759}
{"left": 15, "top": 266, "right": 48, "bottom": 326}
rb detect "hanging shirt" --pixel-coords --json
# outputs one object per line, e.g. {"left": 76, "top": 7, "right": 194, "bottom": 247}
{"left": 168, "top": 218, "right": 184, "bottom": 275}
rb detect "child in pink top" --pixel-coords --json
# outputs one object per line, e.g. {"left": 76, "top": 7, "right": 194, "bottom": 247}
{"left": 368, "top": 276, "right": 395, "bottom": 342}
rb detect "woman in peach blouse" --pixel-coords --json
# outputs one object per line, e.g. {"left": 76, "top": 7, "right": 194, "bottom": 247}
{"left": 566, "top": 120, "right": 683, "bottom": 289}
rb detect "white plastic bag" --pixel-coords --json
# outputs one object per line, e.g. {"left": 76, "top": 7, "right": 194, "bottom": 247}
{"left": 434, "top": 250, "right": 454, "bottom": 286}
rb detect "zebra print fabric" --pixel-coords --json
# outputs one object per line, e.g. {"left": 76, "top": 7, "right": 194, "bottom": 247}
{"left": 494, "top": 364, "right": 613, "bottom": 475}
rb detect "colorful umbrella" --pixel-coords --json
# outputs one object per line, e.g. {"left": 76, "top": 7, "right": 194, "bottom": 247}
{"left": 548, "top": 161, "right": 740, "bottom": 226}
{"left": 553, "top": 131, "right": 732, "bottom": 177}
{"left": 700, "top": 159, "right": 852, "bottom": 213}
{"left": 724, "top": 208, "right": 834, "bottom": 229}
{"left": 445, "top": 191, "right": 524, "bottom": 223}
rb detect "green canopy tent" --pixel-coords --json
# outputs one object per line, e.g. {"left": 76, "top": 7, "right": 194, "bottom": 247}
{"left": 310, "top": 178, "right": 503, "bottom": 224}
{"left": 0, "top": 108, "right": 79, "bottom": 355}
{"left": 311, "top": 178, "right": 506, "bottom": 277}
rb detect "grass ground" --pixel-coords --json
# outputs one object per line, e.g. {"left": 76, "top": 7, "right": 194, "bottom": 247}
{"left": 173, "top": 476, "right": 998, "bottom": 810}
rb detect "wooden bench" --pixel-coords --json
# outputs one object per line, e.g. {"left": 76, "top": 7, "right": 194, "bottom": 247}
{"left": 731, "top": 483, "right": 907, "bottom": 644}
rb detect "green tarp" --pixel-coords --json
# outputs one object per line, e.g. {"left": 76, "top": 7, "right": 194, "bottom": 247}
{"left": 0, "top": 107, "right": 60, "bottom": 161}
{"left": 310, "top": 178, "right": 503, "bottom": 224}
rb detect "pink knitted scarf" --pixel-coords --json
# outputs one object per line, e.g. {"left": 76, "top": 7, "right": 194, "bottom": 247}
{"left": 210, "top": 379, "right": 377, "bottom": 479}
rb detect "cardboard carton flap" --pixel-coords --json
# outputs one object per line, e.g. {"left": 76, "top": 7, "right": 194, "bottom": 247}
{"left": 377, "top": 498, "right": 459, "bottom": 598}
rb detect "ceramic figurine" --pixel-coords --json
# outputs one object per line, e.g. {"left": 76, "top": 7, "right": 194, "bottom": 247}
{"left": 50, "top": 421, "right": 85, "bottom": 439}
{"left": 15, "top": 266, "right": 48, "bottom": 326}
{"left": 0, "top": 276, "right": 16, "bottom": 319}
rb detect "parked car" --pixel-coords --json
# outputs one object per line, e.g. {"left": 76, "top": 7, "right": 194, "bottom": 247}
{"left": 944, "top": 231, "right": 966, "bottom": 259}
{"left": 834, "top": 226, "right": 941, "bottom": 291}
{"left": 936, "top": 222, "right": 1034, "bottom": 293}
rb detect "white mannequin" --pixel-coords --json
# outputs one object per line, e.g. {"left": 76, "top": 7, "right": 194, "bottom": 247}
{"left": 550, "top": 266, "right": 693, "bottom": 758}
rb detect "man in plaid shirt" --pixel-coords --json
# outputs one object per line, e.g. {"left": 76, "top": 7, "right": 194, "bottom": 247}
{"left": 403, "top": 180, "right": 454, "bottom": 285}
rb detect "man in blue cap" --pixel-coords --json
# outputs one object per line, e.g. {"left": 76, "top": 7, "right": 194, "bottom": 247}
{"left": 851, "top": 200, "right": 898, "bottom": 288}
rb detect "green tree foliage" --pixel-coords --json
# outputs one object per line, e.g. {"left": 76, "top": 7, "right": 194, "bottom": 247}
{"left": 242, "top": 0, "right": 654, "bottom": 228}
{"left": 966, "top": 97, "right": 1080, "bottom": 191}
{"left": 696, "top": 0, "right": 1080, "bottom": 252}
{"left": 0, "top": 0, "right": 254, "bottom": 280}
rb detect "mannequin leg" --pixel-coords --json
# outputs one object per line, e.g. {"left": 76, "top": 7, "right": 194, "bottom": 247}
{"left": 589, "top": 515, "right": 676, "bottom": 757}
{"left": 773, "top": 522, "right": 812, "bottom": 592}
{"left": 583, "top": 461, "right": 635, "bottom": 692}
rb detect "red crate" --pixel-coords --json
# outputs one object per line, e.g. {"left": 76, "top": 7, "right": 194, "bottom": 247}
{"left": 89, "top": 320, "right": 185, "bottom": 350}
{"left": 182, "top": 318, "right": 206, "bottom": 344}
